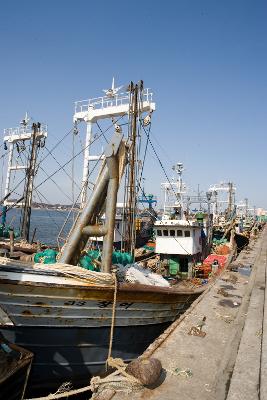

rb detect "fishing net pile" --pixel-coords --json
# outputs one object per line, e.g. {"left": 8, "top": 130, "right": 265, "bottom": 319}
{"left": 115, "top": 263, "right": 170, "bottom": 287}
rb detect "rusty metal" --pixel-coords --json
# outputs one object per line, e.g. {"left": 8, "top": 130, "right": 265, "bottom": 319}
{"left": 82, "top": 225, "right": 108, "bottom": 237}
{"left": 0, "top": 275, "right": 197, "bottom": 326}
{"left": 59, "top": 132, "right": 123, "bottom": 269}
{"left": 102, "top": 155, "right": 119, "bottom": 273}
{"left": 58, "top": 166, "right": 110, "bottom": 265}
{"left": 21, "top": 123, "right": 40, "bottom": 242}
{"left": 9, "top": 229, "right": 14, "bottom": 256}
{"left": 123, "top": 84, "right": 139, "bottom": 256}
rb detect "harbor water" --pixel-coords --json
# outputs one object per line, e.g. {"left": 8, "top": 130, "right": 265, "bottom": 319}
{"left": 3, "top": 208, "right": 76, "bottom": 246}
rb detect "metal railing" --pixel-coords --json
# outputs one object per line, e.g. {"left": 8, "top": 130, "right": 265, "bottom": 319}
{"left": 4, "top": 124, "right": 48, "bottom": 138}
{"left": 74, "top": 88, "right": 153, "bottom": 115}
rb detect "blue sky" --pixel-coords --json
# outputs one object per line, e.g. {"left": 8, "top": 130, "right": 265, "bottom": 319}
{"left": 0, "top": 0, "right": 266, "bottom": 208}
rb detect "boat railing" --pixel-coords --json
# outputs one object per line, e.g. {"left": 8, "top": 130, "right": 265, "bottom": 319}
{"left": 4, "top": 124, "right": 48, "bottom": 140}
{"left": 74, "top": 88, "right": 153, "bottom": 114}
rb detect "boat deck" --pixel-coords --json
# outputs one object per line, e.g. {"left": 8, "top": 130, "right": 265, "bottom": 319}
{"left": 97, "top": 226, "right": 267, "bottom": 400}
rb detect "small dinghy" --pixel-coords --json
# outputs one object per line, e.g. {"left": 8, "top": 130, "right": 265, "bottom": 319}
{"left": 0, "top": 332, "right": 33, "bottom": 400}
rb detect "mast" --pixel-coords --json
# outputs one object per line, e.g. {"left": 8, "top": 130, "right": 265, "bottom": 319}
{"left": 245, "top": 198, "right": 249, "bottom": 218}
{"left": 161, "top": 162, "right": 185, "bottom": 220}
{"left": 2, "top": 115, "right": 47, "bottom": 238}
{"left": 20, "top": 123, "right": 40, "bottom": 241}
{"left": 73, "top": 78, "right": 137, "bottom": 210}
{"left": 66, "top": 81, "right": 155, "bottom": 266}
{"left": 124, "top": 83, "right": 139, "bottom": 255}
{"left": 173, "top": 162, "right": 184, "bottom": 209}
{"left": 226, "top": 182, "right": 234, "bottom": 220}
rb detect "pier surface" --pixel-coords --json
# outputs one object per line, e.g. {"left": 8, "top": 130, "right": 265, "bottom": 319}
{"left": 100, "top": 227, "right": 267, "bottom": 400}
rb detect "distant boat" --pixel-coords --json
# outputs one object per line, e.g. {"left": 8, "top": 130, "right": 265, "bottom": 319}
{"left": 154, "top": 163, "right": 204, "bottom": 278}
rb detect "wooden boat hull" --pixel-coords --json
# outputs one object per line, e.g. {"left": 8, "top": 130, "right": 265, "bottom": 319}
{"left": 234, "top": 232, "right": 249, "bottom": 252}
{"left": 0, "top": 336, "right": 33, "bottom": 400}
{"left": 0, "top": 263, "right": 201, "bottom": 393}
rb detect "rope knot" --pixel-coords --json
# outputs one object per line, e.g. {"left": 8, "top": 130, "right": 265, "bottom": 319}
{"left": 90, "top": 376, "right": 102, "bottom": 392}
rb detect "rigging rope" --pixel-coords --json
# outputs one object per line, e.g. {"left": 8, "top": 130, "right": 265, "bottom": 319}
{"left": 43, "top": 145, "right": 81, "bottom": 192}
{"left": 0, "top": 152, "right": 4, "bottom": 199}
{"left": 140, "top": 121, "right": 180, "bottom": 203}
{"left": 33, "top": 188, "right": 62, "bottom": 231}
{"left": 34, "top": 114, "right": 127, "bottom": 192}
{"left": 21, "top": 145, "right": 75, "bottom": 205}
{"left": 56, "top": 148, "right": 105, "bottom": 247}
{"left": 0, "top": 118, "right": 114, "bottom": 207}
{"left": 134, "top": 112, "right": 193, "bottom": 257}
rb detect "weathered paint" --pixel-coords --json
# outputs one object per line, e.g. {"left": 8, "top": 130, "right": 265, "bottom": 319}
{"left": 0, "top": 260, "right": 202, "bottom": 394}
{"left": 0, "top": 278, "right": 197, "bottom": 327}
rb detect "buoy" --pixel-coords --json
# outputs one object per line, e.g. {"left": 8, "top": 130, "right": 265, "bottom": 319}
{"left": 125, "top": 357, "right": 162, "bottom": 386}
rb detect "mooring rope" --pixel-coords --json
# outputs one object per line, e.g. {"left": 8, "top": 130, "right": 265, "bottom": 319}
{"left": 106, "top": 269, "right": 118, "bottom": 367}
{"left": 25, "top": 357, "right": 143, "bottom": 400}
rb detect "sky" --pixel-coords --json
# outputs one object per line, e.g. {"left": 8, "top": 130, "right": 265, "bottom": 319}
{"left": 0, "top": 0, "right": 266, "bottom": 209}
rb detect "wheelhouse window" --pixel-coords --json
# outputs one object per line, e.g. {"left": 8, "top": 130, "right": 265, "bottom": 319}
{"left": 184, "top": 230, "right": 191, "bottom": 237}
{"left": 163, "top": 230, "right": 168, "bottom": 236}
{"left": 170, "top": 230, "right": 175, "bottom": 237}
{"left": 157, "top": 229, "right": 162, "bottom": 236}
{"left": 177, "top": 230, "right": 183, "bottom": 237}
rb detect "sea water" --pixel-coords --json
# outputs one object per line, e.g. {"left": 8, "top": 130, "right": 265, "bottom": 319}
{"left": 3, "top": 208, "right": 76, "bottom": 246}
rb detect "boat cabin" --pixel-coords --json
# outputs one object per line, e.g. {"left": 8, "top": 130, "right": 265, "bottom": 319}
{"left": 154, "top": 219, "right": 202, "bottom": 278}
{"left": 90, "top": 203, "right": 124, "bottom": 249}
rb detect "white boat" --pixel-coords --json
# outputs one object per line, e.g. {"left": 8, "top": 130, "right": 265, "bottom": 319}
{"left": 154, "top": 163, "right": 203, "bottom": 278}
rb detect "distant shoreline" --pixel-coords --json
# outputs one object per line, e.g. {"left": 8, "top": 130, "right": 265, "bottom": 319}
{"left": 4, "top": 203, "right": 80, "bottom": 212}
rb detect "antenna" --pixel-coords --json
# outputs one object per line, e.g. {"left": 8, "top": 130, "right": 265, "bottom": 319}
{"left": 20, "top": 112, "right": 30, "bottom": 128}
{"left": 102, "top": 77, "right": 124, "bottom": 98}
{"left": 172, "top": 162, "right": 184, "bottom": 176}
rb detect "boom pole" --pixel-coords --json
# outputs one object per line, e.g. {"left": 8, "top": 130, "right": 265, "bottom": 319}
{"left": 20, "top": 123, "right": 40, "bottom": 241}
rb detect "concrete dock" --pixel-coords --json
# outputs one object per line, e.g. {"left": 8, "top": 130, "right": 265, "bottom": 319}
{"left": 97, "top": 227, "right": 267, "bottom": 400}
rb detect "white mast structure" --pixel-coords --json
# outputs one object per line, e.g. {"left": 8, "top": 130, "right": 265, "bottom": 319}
{"left": 3, "top": 113, "right": 47, "bottom": 206}
{"left": 161, "top": 162, "right": 186, "bottom": 218}
{"left": 73, "top": 78, "right": 156, "bottom": 208}
{"left": 208, "top": 181, "right": 236, "bottom": 222}
{"left": 236, "top": 198, "right": 255, "bottom": 218}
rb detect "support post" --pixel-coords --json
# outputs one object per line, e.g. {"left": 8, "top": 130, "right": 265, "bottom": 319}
{"left": 102, "top": 156, "right": 119, "bottom": 273}
{"left": 80, "top": 120, "right": 93, "bottom": 208}
{"left": 4, "top": 143, "right": 14, "bottom": 203}
{"left": 59, "top": 167, "right": 110, "bottom": 265}
{"left": 20, "top": 124, "right": 39, "bottom": 242}
{"left": 9, "top": 228, "right": 14, "bottom": 257}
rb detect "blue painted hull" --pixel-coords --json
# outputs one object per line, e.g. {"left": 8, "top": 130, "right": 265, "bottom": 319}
{"left": 1, "top": 322, "right": 170, "bottom": 396}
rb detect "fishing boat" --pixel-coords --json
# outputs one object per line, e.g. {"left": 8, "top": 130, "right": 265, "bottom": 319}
{"left": 0, "top": 332, "right": 33, "bottom": 400}
{"left": 90, "top": 200, "right": 156, "bottom": 251}
{"left": 0, "top": 115, "right": 48, "bottom": 255}
{"left": 154, "top": 163, "right": 204, "bottom": 278}
{"left": 0, "top": 82, "right": 234, "bottom": 395}
{"left": 208, "top": 183, "right": 255, "bottom": 252}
